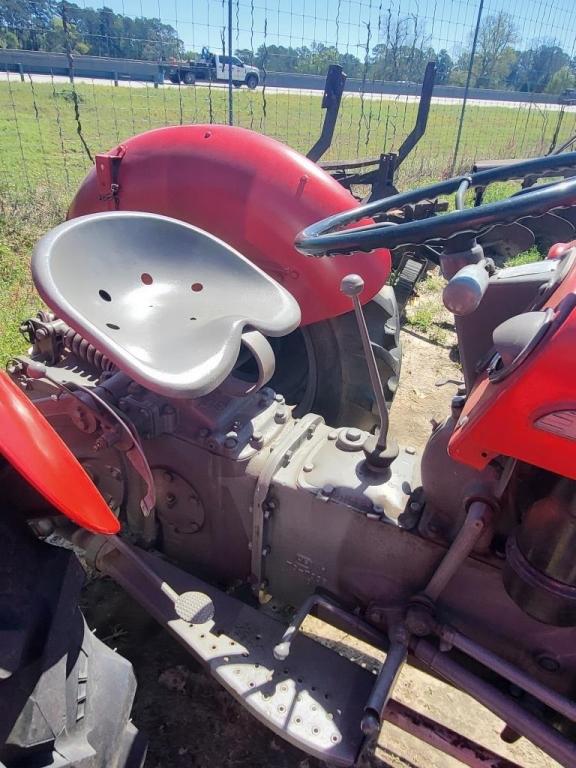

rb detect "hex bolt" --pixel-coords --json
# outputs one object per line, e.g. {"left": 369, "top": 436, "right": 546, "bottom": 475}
{"left": 328, "top": 431, "right": 338, "bottom": 441}
{"left": 323, "top": 484, "right": 334, "bottom": 495}
{"left": 303, "top": 463, "right": 314, "bottom": 472}
{"left": 275, "top": 407, "right": 288, "bottom": 424}
{"left": 224, "top": 431, "right": 239, "bottom": 449}
{"left": 274, "top": 394, "right": 285, "bottom": 403}
{"left": 251, "top": 431, "right": 264, "bottom": 448}
{"left": 405, "top": 446, "right": 416, "bottom": 455}
{"left": 345, "top": 428, "right": 362, "bottom": 442}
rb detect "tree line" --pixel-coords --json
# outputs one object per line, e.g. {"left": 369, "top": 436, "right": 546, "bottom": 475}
{"left": 1, "top": 2, "right": 575, "bottom": 94}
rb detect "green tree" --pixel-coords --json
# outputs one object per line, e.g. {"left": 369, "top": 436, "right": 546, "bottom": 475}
{"left": 371, "top": 12, "right": 432, "bottom": 82}
{"left": 508, "top": 43, "right": 570, "bottom": 92}
{"left": 0, "top": 29, "right": 18, "bottom": 48}
{"left": 545, "top": 65, "right": 575, "bottom": 94}
{"left": 434, "top": 49, "right": 453, "bottom": 84}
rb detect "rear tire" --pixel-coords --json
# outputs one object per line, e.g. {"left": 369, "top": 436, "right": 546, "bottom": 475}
{"left": 268, "top": 286, "right": 401, "bottom": 431}
{"left": 245, "top": 74, "right": 258, "bottom": 89}
{"left": 0, "top": 509, "right": 145, "bottom": 768}
{"left": 182, "top": 71, "right": 195, "bottom": 85}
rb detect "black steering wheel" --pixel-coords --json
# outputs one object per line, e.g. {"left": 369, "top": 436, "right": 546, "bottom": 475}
{"left": 295, "top": 152, "right": 576, "bottom": 257}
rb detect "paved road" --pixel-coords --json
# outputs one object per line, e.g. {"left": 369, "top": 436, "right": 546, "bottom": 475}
{"left": 1, "top": 71, "right": 574, "bottom": 113}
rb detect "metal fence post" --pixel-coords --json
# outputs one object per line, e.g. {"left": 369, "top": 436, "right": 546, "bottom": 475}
{"left": 450, "top": 0, "right": 484, "bottom": 175}
{"left": 228, "top": 0, "right": 233, "bottom": 125}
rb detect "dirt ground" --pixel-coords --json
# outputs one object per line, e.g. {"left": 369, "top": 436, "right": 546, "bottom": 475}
{"left": 81, "top": 287, "right": 561, "bottom": 768}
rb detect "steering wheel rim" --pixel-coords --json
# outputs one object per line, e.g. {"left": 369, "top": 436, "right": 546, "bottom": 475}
{"left": 295, "top": 152, "right": 576, "bottom": 257}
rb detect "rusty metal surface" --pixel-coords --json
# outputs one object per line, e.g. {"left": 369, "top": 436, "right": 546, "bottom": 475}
{"left": 383, "top": 699, "right": 524, "bottom": 768}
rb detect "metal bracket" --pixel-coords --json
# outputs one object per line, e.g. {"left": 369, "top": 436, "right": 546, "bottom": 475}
{"left": 251, "top": 414, "right": 323, "bottom": 592}
{"left": 95, "top": 145, "right": 126, "bottom": 210}
{"left": 306, "top": 65, "right": 347, "bottom": 163}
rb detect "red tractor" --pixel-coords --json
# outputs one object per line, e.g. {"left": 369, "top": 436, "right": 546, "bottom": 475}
{"left": 1, "top": 127, "right": 576, "bottom": 767}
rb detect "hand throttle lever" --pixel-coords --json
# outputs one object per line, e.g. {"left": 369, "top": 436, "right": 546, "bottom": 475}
{"left": 443, "top": 261, "right": 490, "bottom": 316}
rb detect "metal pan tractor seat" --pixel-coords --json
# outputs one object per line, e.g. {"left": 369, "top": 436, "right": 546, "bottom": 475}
{"left": 32, "top": 212, "right": 301, "bottom": 398}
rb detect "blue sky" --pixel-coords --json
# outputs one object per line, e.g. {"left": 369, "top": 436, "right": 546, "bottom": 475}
{"left": 91, "top": 0, "right": 576, "bottom": 58}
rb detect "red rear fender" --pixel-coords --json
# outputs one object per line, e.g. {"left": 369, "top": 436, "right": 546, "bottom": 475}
{"left": 68, "top": 125, "right": 392, "bottom": 326}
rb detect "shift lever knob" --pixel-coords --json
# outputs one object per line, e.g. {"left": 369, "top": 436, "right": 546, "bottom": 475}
{"left": 340, "top": 274, "right": 365, "bottom": 296}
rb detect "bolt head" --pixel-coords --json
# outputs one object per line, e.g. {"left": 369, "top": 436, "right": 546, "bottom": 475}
{"left": 323, "top": 484, "right": 335, "bottom": 495}
{"left": 275, "top": 407, "right": 288, "bottom": 424}
{"left": 251, "top": 431, "right": 264, "bottom": 448}
{"left": 224, "top": 431, "right": 239, "bottom": 449}
{"left": 345, "top": 428, "right": 362, "bottom": 442}
{"left": 405, "top": 446, "right": 416, "bottom": 455}
{"left": 328, "top": 431, "right": 338, "bottom": 441}
{"left": 303, "top": 462, "right": 314, "bottom": 472}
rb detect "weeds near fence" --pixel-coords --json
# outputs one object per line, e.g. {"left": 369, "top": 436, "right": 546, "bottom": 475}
{"left": 0, "top": 190, "right": 65, "bottom": 362}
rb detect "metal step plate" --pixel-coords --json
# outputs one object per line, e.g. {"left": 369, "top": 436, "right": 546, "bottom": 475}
{"left": 112, "top": 548, "right": 374, "bottom": 766}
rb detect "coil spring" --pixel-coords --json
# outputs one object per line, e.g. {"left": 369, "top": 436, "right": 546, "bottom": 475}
{"left": 64, "top": 329, "right": 115, "bottom": 372}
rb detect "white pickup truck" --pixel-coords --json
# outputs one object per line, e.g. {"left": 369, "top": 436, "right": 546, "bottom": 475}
{"left": 164, "top": 49, "right": 260, "bottom": 89}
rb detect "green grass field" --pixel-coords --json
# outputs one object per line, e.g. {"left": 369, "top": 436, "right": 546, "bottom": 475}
{"left": 0, "top": 79, "right": 565, "bottom": 362}
{"left": 2, "top": 79, "right": 576, "bottom": 195}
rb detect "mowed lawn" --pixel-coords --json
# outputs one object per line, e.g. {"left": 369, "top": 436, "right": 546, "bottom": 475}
{"left": 0, "top": 78, "right": 574, "bottom": 361}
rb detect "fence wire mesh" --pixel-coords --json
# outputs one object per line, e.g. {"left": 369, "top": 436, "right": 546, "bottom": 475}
{"left": 1, "top": 0, "right": 576, "bottom": 200}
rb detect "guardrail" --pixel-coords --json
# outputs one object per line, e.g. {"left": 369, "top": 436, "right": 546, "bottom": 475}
{"left": 0, "top": 48, "right": 563, "bottom": 105}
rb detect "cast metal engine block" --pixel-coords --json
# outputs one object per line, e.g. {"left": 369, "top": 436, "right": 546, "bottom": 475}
{"left": 11, "top": 321, "right": 421, "bottom": 611}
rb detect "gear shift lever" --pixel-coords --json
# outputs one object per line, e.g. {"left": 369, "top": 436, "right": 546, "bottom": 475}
{"left": 341, "top": 274, "right": 398, "bottom": 469}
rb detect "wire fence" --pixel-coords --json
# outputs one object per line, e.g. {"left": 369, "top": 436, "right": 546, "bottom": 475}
{"left": 1, "top": 0, "right": 576, "bottom": 201}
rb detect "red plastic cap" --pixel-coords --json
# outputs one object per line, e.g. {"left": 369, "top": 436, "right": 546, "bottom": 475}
{"left": 0, "top": 373, "right": 120, "bottom": 534}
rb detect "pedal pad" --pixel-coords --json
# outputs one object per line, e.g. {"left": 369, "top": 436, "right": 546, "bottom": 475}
{"left": 392, "top": 254, "right": 428, "bottom": 311}
{"left": 136, "top": 551, "right": 374, "bottom": 766}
